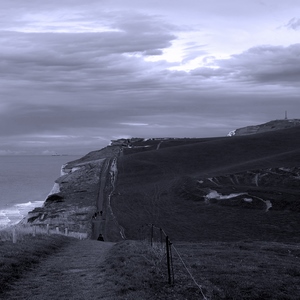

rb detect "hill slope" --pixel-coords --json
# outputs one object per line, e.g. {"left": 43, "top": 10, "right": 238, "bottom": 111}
{"left": 229, "top": 118, "right": 300, "bottom": 136}
{"left": 112, "top": 126, "right": 300, "bottom": 242}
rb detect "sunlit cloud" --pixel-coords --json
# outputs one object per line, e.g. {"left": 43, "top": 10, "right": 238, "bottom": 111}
{"left": 120, "top": 123, "right": 149, "bottom": 126}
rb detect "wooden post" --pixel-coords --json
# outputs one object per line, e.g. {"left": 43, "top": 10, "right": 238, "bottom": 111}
{"left": 151, "top": 224, "right": 154, "bottom": 247}
{"left": 65, "top": 228, "right": 68, "bottom": 236}
{"left": 166, "top": 236, "right": 171, "bottom": 284}
{"left": 47, "top": 224, "right": 50, "bottom": 235}
{"left": 32, "top": 225, "right": 36, "bottom": 237}
{"left": 12, "top": 228, "right": 17, "bottom": 244}
{"left": 169, "top": 241, "right": 175, "bottom": 284}
{"left": 56, "top": 226, "right": 59, "bottom": 233}
{"left": 160, "top": 228, "right": 163, "bottom": 245}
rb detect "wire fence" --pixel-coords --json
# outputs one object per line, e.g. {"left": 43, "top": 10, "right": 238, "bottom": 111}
{"left": 0, "top": 223, "right": 88, "bottom": 243}
{"left": 141, "top": 223, "right": 208, "bottom": 300}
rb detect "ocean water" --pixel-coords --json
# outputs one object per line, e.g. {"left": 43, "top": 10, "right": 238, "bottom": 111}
{"left": 0, "top": 155, "right": 80, "bottom": 228}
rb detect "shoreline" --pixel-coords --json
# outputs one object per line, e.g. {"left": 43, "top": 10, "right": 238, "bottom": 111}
{"left": 0, "top": 200, "right": 46, "bottom": 229}
{"left": 0, "top": 155, "right": 81, "bottom": 229}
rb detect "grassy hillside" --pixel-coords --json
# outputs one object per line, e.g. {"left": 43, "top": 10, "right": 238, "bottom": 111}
{"left": 2, "top": 127, "right": 300, "bottom": 300}
{"left": 112, "top": 126, "right": 300, "bottom": 242}
{"left": 0, "top": 232, "right": 71, "bottom": 295}
{"left": 119, "top": 126, "right": 300, "bottom": 180}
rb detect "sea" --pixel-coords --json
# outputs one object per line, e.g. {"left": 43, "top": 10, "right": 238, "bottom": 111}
{"left": 0, "top": 155, "right": 80, "bottom": 228}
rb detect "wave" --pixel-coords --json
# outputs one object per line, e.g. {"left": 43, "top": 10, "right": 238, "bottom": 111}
{"left": 0, "top": 200, "right": 44, "bottom": 228}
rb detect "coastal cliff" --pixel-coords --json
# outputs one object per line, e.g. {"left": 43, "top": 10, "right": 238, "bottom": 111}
{"left": 24, "top": 145, "right": 121, "bottom": 238}
{"left": 23, "top": 121, "right": 300, "bottom": 241}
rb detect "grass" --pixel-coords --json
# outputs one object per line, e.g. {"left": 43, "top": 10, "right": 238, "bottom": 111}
{"left": 98, "top": 240, "right": 206, "bottom": 300}
{"left": 111, "top": 126, "right": 300, "bottom": 243}
{"left": 117, "top": 126, "right": 300, "bottom": 187}
{"left": 106, "top": 126, "right": 300, "bottom": 298}
{"left": 98, "top": 240, "right": 165, "bottom": 299}
{"left": 1, "top": 232, "right": 299, "bottom": 299}
{"left": 111, "top": 183, "right": 300, "bottom": 243}
{"left": 171, "top": 241, "right": 300, "bottom": 299}
{"left": 0, "top": 229, "right": 72, "bottom": 295}
{"left": 87, "top": 239, "right": 300, "bottom": 299}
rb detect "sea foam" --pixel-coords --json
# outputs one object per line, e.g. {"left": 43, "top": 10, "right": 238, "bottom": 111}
{"left": 0, "top": 200, "right": 45, "bottom": 228}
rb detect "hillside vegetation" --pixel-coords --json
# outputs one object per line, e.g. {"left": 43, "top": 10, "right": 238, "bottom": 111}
{"left": 112, "top": 126, "right": 300, "bottom": 242}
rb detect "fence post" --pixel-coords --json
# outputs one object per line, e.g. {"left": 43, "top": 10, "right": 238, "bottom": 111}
{"left": 169, "top": 241, "right": 175, "bottom": 284}
{"left": 151, "top": 224, "right": 154, "bottom": 247}
{"left": 65, "top": 228, "right": 68, "bottom": 236}
{"left": 32, "top": 225, "right": 36, "bottom": 237}
{"left": 166, "top": 236, "right": 172, "bottom": 284}
{"left": 12, "top": 228, "right": 17, "bottom": 244}
{"left": 56, "top": 226, "right": 59, "bottom": 233}
{"left": 47, "top": 224, "right": 50, "bottom": 235}
{"left": 160, "top": 228, "right": 163, "bottom": 245}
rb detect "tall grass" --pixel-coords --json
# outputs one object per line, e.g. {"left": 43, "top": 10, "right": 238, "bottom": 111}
{"left": 97, "top": 239, "right": 300, "bottom": 299}
{"left": 172, "top": 241, "right": 300, "bottom": 299}
{"left": 0, "top": 231, "right": 73, "bottom": 295}
{"left": 97, "top": 240, "right": 211, "bottom": 300}
{"left": 0, "top": 224, "right": 87, "bottom": 242}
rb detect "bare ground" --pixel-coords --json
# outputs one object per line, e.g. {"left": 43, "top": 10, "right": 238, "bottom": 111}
{"left": 3, "top": 239, "right": 115, "bottom": 300}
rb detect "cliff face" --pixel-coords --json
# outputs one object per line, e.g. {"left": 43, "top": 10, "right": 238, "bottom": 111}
{"left": 24, "top": 145, "right": 121, "bottom": 238}
{"left": 228, "top": 119, "right": 300, "bottom": 136}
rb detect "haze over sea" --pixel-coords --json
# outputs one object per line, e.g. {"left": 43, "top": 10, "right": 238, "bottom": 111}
{"left": 0, "top": 155, "right": 80, "bottom": 228}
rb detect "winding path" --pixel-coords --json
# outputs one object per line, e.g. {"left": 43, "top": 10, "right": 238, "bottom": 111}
{"left": 4, "top": 240, "right": 114, "bottom": 300}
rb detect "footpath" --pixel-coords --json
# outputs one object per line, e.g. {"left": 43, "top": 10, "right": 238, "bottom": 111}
{"left": 4, "top": 240, "right": 114, "bottom": 300}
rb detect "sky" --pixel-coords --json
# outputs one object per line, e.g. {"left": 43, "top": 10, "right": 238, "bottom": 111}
{"left": 1, "top": 0, "right": 299, "bottom": 155}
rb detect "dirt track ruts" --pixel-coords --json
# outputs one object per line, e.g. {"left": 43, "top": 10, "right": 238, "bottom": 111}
{"left": 4, "top": 239, "right": 114, "bottom": 300}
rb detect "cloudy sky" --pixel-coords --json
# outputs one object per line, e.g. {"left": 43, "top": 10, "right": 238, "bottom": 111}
{"left": 1, "top": 0, "right": 299, "bottom": 155}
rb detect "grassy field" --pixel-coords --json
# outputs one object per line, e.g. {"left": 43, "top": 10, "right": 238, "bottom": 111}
{"left": 107, "top": 126, "right": 300, "bottom": 298}
{"left": 0, "top": 229, "right": 72, "bottom": 295}
{"left": 1, "top": 233, "right": 300, "bottom": 299}
{"left": 107, "top": 240, "right": 300, "bottom": 300}
{"left": 112, "top": 126, "right": 300, "bottom": 241}
{"left": 171, "top": 241, "right": 300, "bottom": 300}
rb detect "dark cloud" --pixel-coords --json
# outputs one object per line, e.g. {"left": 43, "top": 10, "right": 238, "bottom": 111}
{"left": 190, "top": 44, "right": 300, "bottom": 87}
{"left": 0, "top": 2, "right": 299, "bottom": 154}
{"left": 285, "top": 18, "right": 300, "bottom": 30}
{"left": 221, "top": 44, "right": 300, "bottom": 86}
{"left": 0, "top": 12, "right": 176, "bottom": 96}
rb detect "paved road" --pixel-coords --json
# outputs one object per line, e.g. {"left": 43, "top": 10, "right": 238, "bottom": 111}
{"left": 4, "top": 240, "right": 114, "bottom": 300}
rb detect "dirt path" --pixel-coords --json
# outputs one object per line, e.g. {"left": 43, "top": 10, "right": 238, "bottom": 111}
{"left": 4, "top": 239, "right": 114, "bottom": 300}
{"left": 92, "top": 158, "right": 111, "bottom": 241}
